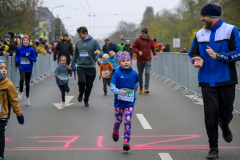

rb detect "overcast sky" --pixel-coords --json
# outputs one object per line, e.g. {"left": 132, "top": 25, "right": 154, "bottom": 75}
{"left": 43, "top": 0, "right": 181, "bottom": 39}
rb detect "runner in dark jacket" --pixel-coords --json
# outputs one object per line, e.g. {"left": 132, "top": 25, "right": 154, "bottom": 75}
{"left": 54, "top": 34, "right": 73, "bottom": 65}
{"left": 123, "top": 40, "right": 133, "bottom": 58}
{"left": 102, "top": 38, "right": 118, "bottom": 54}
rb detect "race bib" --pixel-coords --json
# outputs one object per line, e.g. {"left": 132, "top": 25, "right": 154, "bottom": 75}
{"left": 118, "top": 89, "right": 134, "bottom": 102}
{"left": 79, "top": 50, "right": 89, "bottom": 57}
{"left": 102, "top": 70, "right": 110, "bottom": 77}
{"left": 21, "top": 58, "right": 30, "bottom": 64}
{"left": 59, "top": 73, "right": 69, "bottom": 80}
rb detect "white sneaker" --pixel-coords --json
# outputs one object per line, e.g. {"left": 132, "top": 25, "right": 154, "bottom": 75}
{"left": 25, "top": 97, "right": 30, "bottom": 106}
{"left": 18, "top": 92, "right": 23, "bottom": 101}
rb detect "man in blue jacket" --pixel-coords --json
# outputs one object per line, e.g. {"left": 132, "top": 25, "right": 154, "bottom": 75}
{"left": 102, "top": 38, "right": 118, "bottom": 54}
{"left": 189, "top": 4, "right": 240, "bottom": 159}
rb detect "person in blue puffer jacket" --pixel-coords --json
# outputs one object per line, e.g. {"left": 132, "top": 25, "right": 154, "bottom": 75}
{"left": 15, "top": 35, "right": 37, "bottom": 106}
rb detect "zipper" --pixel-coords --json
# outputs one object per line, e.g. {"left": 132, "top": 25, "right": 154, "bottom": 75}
{"left": 2, "top": 94, "right": 6, "bottom": 111}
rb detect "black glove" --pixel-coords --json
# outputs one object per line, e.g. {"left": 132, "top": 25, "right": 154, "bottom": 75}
{"left": 17, "top": 114, "right": 24, "bottom": 125}
{"left": 15, "top": 62, "right": 19, "bottom": 68}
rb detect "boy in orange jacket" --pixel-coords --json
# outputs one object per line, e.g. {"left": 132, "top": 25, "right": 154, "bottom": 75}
{"left": 99, "top": 54, "right": 113, "bottom": 96}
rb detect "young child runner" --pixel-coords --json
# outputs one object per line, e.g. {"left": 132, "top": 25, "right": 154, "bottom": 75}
{"left": 15, "top": 35, "right": 37, "bottom": 106}
{"left": 110, "top": 52, "right": 139, "bottom": 151}
{"left": 54, "top": 56, "right": 71, "bottom": 107}
{"left": 99, "top": 54, "right": 113, "bottom": 96}
{"left": 108, "top": 51, "right": 118, "bottom": 70}
{"left": 0, "top": 60, "right": 24, "bottom": 160}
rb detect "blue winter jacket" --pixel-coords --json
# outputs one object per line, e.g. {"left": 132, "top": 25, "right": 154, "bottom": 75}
{"left": 15, "top": 46, "right": 37, "bottom": 72}
{"left": 189, "top": 19, "right": 240, "bottom": 87}
{"left": 110, "top": 66, "right": 139, "bottom": 108}
{"left": 102, "top": 43, "right": 118, "bottom": 54}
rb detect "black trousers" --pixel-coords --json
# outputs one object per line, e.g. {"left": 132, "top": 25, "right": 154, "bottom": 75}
{"left": 103, "top": 78, "right": 111, "bottom": 93}
{"left": 77, "top": 67, "right": 96, "bottom": 102}
{"left": 58, "top": 83, "right": 70, "bottom": 102}
{"left": 0, "top": 120, "right": 8, "bottom": 158}
{"left": 202, "top": 85, "right": 235, "bottom": 149}
{"left": 19, "top": 69, "right": 32, "bottom": 97}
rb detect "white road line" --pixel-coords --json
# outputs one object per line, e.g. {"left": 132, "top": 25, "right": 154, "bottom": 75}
{"left": 136, "top": 114, "right": 152, "bottom": 129}
{"left": 159, "top": 153, "right": 173, "bottom": 160}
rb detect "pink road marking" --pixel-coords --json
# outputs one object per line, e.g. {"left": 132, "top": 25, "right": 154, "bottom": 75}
{"left": 5, "top": 146, "right": 240, "bottom": 151}
{"left": 23, "top": 136, "right": 79, "bottom": 148}
{"left": 132, "top": 135, "right": 201, "bottom": 148}
{"left": 5, "top": 138, "right": 9, "bottom": 141}
{"left": 97, "top": 136, "right": 104, "bottom": 148}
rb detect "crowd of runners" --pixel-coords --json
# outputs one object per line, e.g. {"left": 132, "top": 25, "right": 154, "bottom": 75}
{"left": 0, "top": 3, "right": 240, "bottom": 160}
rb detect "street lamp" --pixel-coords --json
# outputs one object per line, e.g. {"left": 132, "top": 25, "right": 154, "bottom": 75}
{"left": 60, "top": 17, "right": 71, "bottom": 38}
{"left": 51, "top": 5, "right": 64, "bottom": 41}
{"left": 67, "top": 25, "right": 75, "bottom": 34}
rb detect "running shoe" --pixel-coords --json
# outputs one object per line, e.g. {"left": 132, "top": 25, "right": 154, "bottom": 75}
{"left": 84, "top": 101, "right": 89, "bottom": 107}
{"left": 112, "top": 129, "right": 119, "bottom": 142}
{"left": 62, "top": 102, "right": 66, "bottom": 107}
{"left": 144, "top": 88, "right": 149, "bottom": 93}
{"left": 123, "top": 141, "right": 130, "bottom": 151}
{"left": 24, "top": 97, "right": 30, "bottom": 106}
{"left": 78, "top": 94, "right": 83, "bottom": 102}
{"left": 104, "top": 92, "right": 107, "bottom": 96}
{"left": 206, "top": 148, "right": 219, "bottom": 159}
{"left": 221, "top": 126, "right": 233, "bottom": 143}
{"left": 18, "top": 92, "right": 23, "bottom": 101}
{"left": 74, "top": 76, "right": 76, "bottom": 79}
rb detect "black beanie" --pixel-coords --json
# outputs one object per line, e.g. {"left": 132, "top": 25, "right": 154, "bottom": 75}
{"left": 201, "top": 4, "right": 221, "bottom": 17}
{"left": 63, "top": 34, "right": 68, "bottom": 37}
{"left": 8, "top": 32, "right": 14, "bottom": 39}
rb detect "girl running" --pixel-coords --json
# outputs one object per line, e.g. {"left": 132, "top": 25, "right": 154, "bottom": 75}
{"left": 54, "top": 56, "right": 71, "bottom": 107}
{"left": 15, "top": 35, "right": 37, "bottom": 106}
{"left": 110, "top": 52, "right": 139, "bottom": 151}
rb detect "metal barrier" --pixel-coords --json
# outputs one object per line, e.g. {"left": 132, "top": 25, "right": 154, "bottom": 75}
{"left": 0, "top": 54, "right": 57, "bottom": 87}
{"left": 151, "top": 52, "right": 240, "bottom": 115}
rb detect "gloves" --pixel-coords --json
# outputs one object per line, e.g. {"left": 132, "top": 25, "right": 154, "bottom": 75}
{"left": 17, "top": 114, "right": 24, "bottom": 125}
{"left": 15, "top": 62, "right": 19, "bottom": 68}
{"left": 53, "top": 56, "right": 56, "bottom": 61}
{"left": 99, "top": 77, "right": 101, "bottom": 80}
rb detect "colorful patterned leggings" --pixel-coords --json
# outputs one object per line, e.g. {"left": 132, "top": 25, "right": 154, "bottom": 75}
{"left": 113, "top": 106, "right": 134, "bottom": 143}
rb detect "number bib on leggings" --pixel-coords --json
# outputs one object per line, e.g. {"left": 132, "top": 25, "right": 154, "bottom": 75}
{"left": 79, "top": 50, "right": 89, "bottom": 57}
{"left": 102, "top": 70, "right": 110, "bottom": 77}
{"left": 59, "top": 73, "right": 68, "bottom": 80}
{"left": 118, "top": 89, "right": 134, "bottom": 102}
{"left": 21, "top": 58, "right": 30, "bottom": 64}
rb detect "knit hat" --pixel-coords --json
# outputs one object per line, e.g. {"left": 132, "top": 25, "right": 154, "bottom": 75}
{"left": 22, "top": 35, "right": 30, "bottom": 43}
{"left": 118, "top": 52, "right": 131, "bottom": 63}
{"left": 63, "top": 34, "right": 68, "bottom": 37}
{"left": 201, "top": 4, "right": 221, "bottom": 17}
{"left": 4, "top": 34, "right": 11, "bottom": 39}
{"left": 7, "top": 32, "right": 14, "bottom": 39}
{"left": 126, "top": 40, "right": 130, "bottom": 43}
{"left": 102, "top": 54, "right": 109, "bottom": 59}
{"left": 141, "top": 28, "right": 148, "bottom": 34}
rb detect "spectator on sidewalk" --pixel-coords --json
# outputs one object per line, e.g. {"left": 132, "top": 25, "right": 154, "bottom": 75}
{"left": 0, "top": 34, "right": 18, "bottom": 57}
{"left": 163, "top": 43, "right": 170, "bottom": 52}
{"left": 132, "top": 28, "right": 157, "bottom": 94}
{"left": 181, "top": 48, "right": 188, "bottom": 53}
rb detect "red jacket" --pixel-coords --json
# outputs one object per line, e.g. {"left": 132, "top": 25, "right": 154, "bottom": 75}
{"left": 132, "top": 36, "right": 156, "bottom": 62}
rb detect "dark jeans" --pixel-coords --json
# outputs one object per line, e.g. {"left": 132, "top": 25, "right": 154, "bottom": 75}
{"left": 103, "top": 78, "right": 111, "bottom": 93}
{"left": 202, "top": 85, "right": 235, "bottom": 149}
{"left": 137, "top": 61, "right": 151, "bottom": 89}
{"left": 0, "top": 120, "right": 8, "bottom": 158}
{"left": 77, "top": 67, "right": 96, "bottom": 102}
{"left": 19, "top": 69, "right": 32, "bottom": 97}
{"left": 58, "top": 83, "right": 70, "bottom": 102}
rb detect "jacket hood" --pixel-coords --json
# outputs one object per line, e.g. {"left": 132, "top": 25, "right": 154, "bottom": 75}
{"left": 139, "top": 35, "right": 151, "bottom": 40}
{"left": 61, "top": 37, "right": 70, "bottom": 43}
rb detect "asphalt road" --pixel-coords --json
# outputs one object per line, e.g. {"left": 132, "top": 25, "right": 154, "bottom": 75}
{"left": 5, "top": 62, "right": 240, "bottom": 160}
